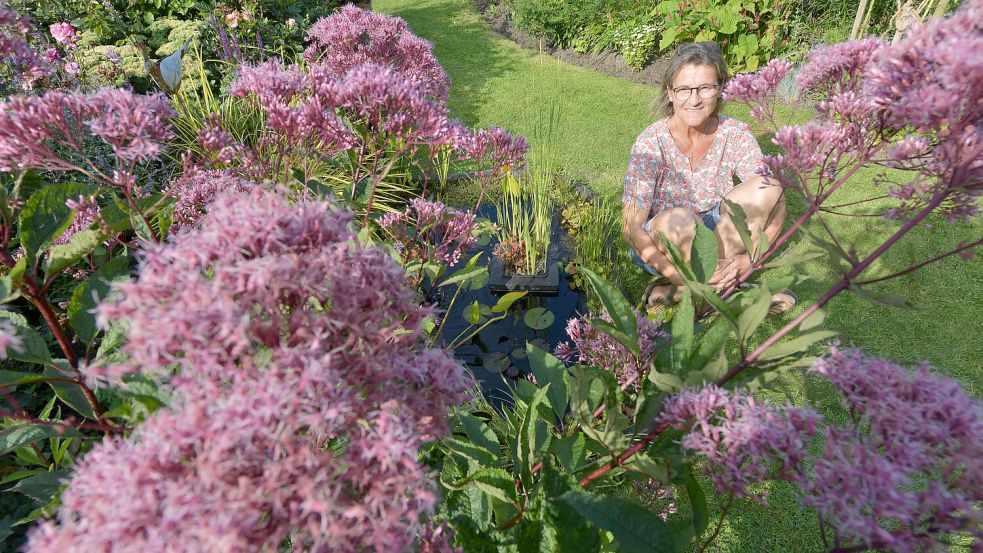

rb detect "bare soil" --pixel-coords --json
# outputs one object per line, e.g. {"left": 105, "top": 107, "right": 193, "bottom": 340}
{"left": 482, "top": 11, "right": 668, "bottom": 88}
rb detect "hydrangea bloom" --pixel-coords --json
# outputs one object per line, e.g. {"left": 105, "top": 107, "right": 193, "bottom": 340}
{"left": 656, "top": 385, "right": 820, "bottom": 502}
{"left": 29, "top": 188, "right": 471, "bottom": 551}
{"left": 48, "top": 23, "right": 76, "bottom": 45}
{"left": 555, "top": 310, "right": 667, "bottom": 390}
{"left": 303, "top": 5, "right": 450, "bottom": 100}
{"left": 799, "top": 347, "right": 983, "bottom": 550}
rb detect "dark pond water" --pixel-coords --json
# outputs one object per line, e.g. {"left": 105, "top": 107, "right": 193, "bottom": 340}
{"left": 432, "top": 205, "right": 586, "bottom": 403}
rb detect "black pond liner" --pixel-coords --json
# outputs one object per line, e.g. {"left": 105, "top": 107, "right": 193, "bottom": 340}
{"left": 431, "top": 204, "right": 586, "bottom": 404}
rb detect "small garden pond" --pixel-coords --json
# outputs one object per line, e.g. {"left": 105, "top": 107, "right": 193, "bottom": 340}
{"left": 432, "top": 204, "right": 586, "bottom": 403}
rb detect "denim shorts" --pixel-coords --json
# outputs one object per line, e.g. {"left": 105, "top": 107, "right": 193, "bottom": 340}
{"left": 629, "top": 202, "right": 721, "bottom": 276}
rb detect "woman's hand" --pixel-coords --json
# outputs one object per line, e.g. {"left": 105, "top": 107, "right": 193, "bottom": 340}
{"left": 708, "top": 255, "right": 750, "bottom": 291}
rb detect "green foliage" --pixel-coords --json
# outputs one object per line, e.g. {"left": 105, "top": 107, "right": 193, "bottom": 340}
{"left": 654, "top": 0, "right": 789, "bottom": 71}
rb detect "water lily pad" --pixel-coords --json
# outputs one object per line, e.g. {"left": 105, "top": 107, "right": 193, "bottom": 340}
{"left": 523, "top": 307, "right": 554, "bottom": 330}
{"left": 511, "top": 347, "right": 528, "bottom": 360}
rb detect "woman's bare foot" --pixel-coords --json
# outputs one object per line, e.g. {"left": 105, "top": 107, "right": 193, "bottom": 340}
{"left": 768, "top": 290, "right": 797, "bottom": 314}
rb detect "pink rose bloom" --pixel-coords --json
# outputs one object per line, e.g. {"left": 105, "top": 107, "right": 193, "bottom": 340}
{"left": 64, "top": 61, "right": 80, "bottom": 75}
{"left": 223, "top": 11, "right": 240, "bottom": 28}
{"left": 49, "top": 22, "right": 77, "bottom": 44}
{"left": 44, "top": 48, "right": 59, "bottom": 62}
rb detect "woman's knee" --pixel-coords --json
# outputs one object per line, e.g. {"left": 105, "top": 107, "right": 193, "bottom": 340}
{"left": 649, "top": 208, "right": 697, "bottom": 241}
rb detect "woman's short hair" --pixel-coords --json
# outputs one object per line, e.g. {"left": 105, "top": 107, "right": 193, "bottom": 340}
{"left": 653, "top": 42, "right": 729, "bottom": 118}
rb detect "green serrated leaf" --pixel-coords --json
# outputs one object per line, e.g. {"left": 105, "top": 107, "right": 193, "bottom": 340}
{"left": 19, "top": 183, "right": 97, "bottom": 261}
{"left": 558, "top": 489, "right": 679, "bottom": 553}
{"left": 670, "top": 289, "right": 694, "bottom": 373}
{"left": 459, "top": 412, "right": 501, "bottom": 456}
{"left": 633, "top": 375, "right": 665, "bottom": 431}
{"left": 682, "top": 464, "right": 709, "bottom": 537}
{"left": 527, "top": 344, "right": 570, "bottom": 421}
{"left": 0, "top": 371, "right": 57, "bottom": 386}
{"left": 551, "top": 434, "right": 586, "bottom": 474}
{"left": 723, "top": 199, "right": 756, "bottom": 261}
{"left": 798, "top": 307, "right": 826, "bottom": 331}
{"left": 518, "top": 384, "right": 551, "bottom": 486}
{"left": 579, "top": 267, "right": 639, "bottom": 354}
{"left": 44, "top": 363, "right": 97, "bottom": 420}
{"left": 440, "top": 264, "right": 487, "bottom": 288}
{"left": 848, "top": 284, "right": 916, "bottom": 309}
{"left": 68, "top": 256, "right": 130, "bottom": 346}
{"left": 9, "top": 470, "right": 68, "bottom": 503}
{"left": 758, "top": 330, "right": 839, "bottom": 361}
{"left": 0, "top": 311, "right": 52, "bottom": 364}
{"left": 450, "top": 467, "right": 519, "bottom": 506}
{"left": 44, "top": 229, "right": 104, "bottom": 276}
{"left": 659, "top": 233, "right": 697, "bottom": 285}
{"left": 130, "top": 213, "right": 156, "bottom": 243}
{"left": 762, "top": 250, "right": 823, "bottom": 269}
{"left": 648, "top": 368, "right": 683, "bottom": 393}
{"left": 690, "top": 221, "right": 718, "bottom": 283}
{"left": 737, "top": 283, "right": 771, "bottom": 344}
{"left": 0, "top": 425, "right": 48, "bottom": 456}
{"left": 689, "top": 316, "right": 730, "bottom": 370}
{"left": 444, "top": 436, "right": 498, "bottom": 467}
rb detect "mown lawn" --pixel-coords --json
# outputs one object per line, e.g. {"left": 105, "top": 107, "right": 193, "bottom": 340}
{"left": 376, "top": 0, "right": 982, "bottom": 550}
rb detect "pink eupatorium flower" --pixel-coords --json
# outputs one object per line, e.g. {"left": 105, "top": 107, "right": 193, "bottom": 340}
{"left": 29, "top": 188, "right": 470, "bottom": 551}
{"left": 723, "top": 58, "right": 793, "bottom": 103}
{"left": 303, "top": 5, "right": 450, "bottom": 100}
{"left": 48, "top": 22, "right": 76, "bottom": 45}
{"left": 454, "top": 126, "right": 529, "bottom": 175}
{"left": 0, "top": 89, "right": 174, "bottom": 182}
{"left": 864, "top": 0, "right": 983, "bottom": 222}
{"left": 656, "top": 385, "right": 820, "bottom": 502}
{"left": 164, "top": 169, "right": 252, "bottom": 229}
{"left": 795, "top": 37, "right": 884, "bottom": 94}
{"left": 803, "top": 347, "right": 983, "bottom": 550}
{"left": 555, "top": 310, "right": 667, "bottom": 390}
{"left": 380, "top": 198, "right": 480, "bottom": 269}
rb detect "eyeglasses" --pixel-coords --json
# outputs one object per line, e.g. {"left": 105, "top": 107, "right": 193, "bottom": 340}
{"left": 670, "top": 84, "right": 719, "bottom": 101}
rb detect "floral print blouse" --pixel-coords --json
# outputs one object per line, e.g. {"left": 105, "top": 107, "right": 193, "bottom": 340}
{"left": 622, "top": 115, "right": 764, "bottom": 217}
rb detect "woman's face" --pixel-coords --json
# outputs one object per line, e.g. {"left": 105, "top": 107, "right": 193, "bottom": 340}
{"left": 669, "top": 63, "right": 720, "bottom": 130}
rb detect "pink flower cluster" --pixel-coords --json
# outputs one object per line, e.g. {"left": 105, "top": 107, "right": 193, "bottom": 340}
{"left": 554, "top": 310, "right": 667, "bottom": 390}
{"left": 656, "top": 385, "right": 820, "bottom": 502}
{"left": 29, "top": 188, "right": 470, "bottom": 551}
{"left": 0, "top": 89, "right": 175, "bottom": 188}
{"left": 802, "top": 347, "right": 983, "bottom": 550}
{"left": 723, "top": 58, "right": 793, "bottom": 104}
{"left": 380, "top": 198, "right": 480, "bottom": 269}
{"left": 303, "top": 5, "right": 451, "bottom": 100}
{"left": 164, "top": 169, "right": 253, "bottom": 229}
{"left": 454, "top": 126, "right": 530, "bottom": 175}
{"left": 795, "top": 38, "right": 884, "bottom": 94}
{"left": 865, "top": 0, "right": 983, "bottom": 221}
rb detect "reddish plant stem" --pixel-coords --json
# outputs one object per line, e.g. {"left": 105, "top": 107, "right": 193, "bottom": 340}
{"left": 0, "top": 250, "right": 106, "bottom": 421}
{"left": 720, "top": 187, "right": 949, "bottom": 383}
{"left": 578, "top": 422, "right": 671, "bottom": 487}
